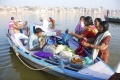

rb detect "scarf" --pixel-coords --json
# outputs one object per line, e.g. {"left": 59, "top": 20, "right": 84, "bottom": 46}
{"left": 92, "top": 31, "right": 111, "bottom": 61}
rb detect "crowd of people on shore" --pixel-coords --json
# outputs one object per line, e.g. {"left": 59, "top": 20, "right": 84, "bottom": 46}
{"left": 8, "top": 16, "right": 120, "bottom": 79}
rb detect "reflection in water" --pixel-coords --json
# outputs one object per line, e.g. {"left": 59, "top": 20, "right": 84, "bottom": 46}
{"left": 0, "top": 13, "right": 120, "bottom": 80}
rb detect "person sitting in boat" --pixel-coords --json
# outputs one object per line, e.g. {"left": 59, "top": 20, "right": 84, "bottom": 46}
{"left": 39, "top": 17, "right": 49, "bottom": 29}
{"left": 8, "top": 17, "right": 15, "bottom": 36}
{"left": 13, "top": 20, "right": 28, "bottom": 51}
{"left": 28, "top": 28, "right": 58, "bottom": 51}
{"left": 82, "top": 21, "right": 111, "bottom": 64}
{"left": 49, "top": 17, "right": 55, "bottom": 29}
{"left": 9, "top": 17, "right": 15, "bottom": 29}
{"left": 67, "top": 16, "right": 98, "bottom": 57}
{"left": 94, "top": 18, "right": 102, "bottom": 30}
{"left": 75, "top": 16, "right": 85, "bottom": 34}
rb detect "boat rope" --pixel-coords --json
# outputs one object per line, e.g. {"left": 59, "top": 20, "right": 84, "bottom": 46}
{"left": 14, "top": 48, "right": 57, "bottom": 71}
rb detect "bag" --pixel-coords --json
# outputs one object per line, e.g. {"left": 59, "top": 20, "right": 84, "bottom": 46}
{"left": 34, "top": 51, "right": 53, "bottom": 58}
{"left": 75, "top": 38, "right": 87, "bottom": 57}
{"left": 43, "top": 45, "right": 56, "bottom": 54}
{"left": 62, "top": 33, "right": 72, "bottom": 45}
{"left": 59, "top": 51, "right": 73, "bottom": 59}
{"left": 55, "top": 45, "right": 66, "bottom": 54}
{"left": 65, "top": 47, "right": 75, "bottom": 55}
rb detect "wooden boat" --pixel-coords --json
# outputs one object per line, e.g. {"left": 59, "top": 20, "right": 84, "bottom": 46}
{"left": 6, "top": 24, "right": 115, "bottom": 80}
{"left": 105, "top": 16, "right": 120, "bottom": 23}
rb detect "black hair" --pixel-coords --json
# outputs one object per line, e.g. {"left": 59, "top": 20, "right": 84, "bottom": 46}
{"left": 11, "top": 17, "right": 14, "bottom": 20}
{"left": 34, "top": 28, "right": 43, "bottom": 34}
{"left": 80, "top": 16, "right": 85, "bottom": 20}
{"left": 100, "top": 21, "right": 109, "bottom": 32}
{"left": 84, "top": 16, "right": 93, "bottom": 26}
{"left": 95, "top": 18, "right": 102, "bottom": 23}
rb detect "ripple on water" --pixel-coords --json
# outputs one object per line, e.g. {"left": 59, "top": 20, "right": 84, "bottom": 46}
{"left": 0, "top": 49, "right": 10, "bottom": 54}
{"left": 0, "top": 45, "right": 10, "bottom": 50}
{"left": 0, "top": 38, "right": 8, "bottom": 42}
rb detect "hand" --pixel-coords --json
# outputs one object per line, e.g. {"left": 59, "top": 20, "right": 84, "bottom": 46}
{"left": 67, "top": 30, "right": 72, "bottom": 34}
{"left": 82, "top": 42, "right": 90, "bottom": 47}
{"left": 39, "top": 41, "right": 42, "bottom": 45}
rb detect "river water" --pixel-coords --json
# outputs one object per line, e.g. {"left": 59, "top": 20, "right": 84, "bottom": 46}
{"left": 0, "top": 13, "right": 120, "bottom": 80}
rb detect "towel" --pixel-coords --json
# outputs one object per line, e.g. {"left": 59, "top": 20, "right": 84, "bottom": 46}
{"left": 92, "top": 31, "right": 111, "bottom": 61}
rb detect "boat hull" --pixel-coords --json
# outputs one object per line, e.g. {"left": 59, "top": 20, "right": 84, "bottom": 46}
{"left": 105, "top": 16, "right": 120, "bottom": 23}
{"left": 6, "top": 29, "right": 114, "bottom": 80}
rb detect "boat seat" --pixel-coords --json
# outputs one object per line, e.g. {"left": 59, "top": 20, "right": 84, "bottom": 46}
{"left": 78, "top": 61, "right": 114, "bottom": 79}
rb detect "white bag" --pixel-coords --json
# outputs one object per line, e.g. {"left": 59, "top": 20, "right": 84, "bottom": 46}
{"left": 59, "top": 51, "right": 72, "bottom": 59}
{"left": 55, "top": 45, "right": 66, "bottom": 54}
{"left": 43, "top": 45, "right": 56, "bottom": 54}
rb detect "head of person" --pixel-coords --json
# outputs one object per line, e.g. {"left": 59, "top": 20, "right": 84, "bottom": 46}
{"left": 39, "top": 17, "right": 43, "bottom": 22}
{"left": 98, "top": 21, "right": 109, "bottom": 33}
{"left": 49, "top": 17, "right": 52, "bottom": 19}
{"left": 94, "top": 18, "right": 102, "bottom": 29}
{"left": 80, "top": 16, "right": 85, "bottom": 22}
{"left": 84, "top": 16, "right": 93, "bottom": 26}
{"left": 11, "top": 17, "right": 14, "bottom": 20}
{"left": 34, "top": 28, "right": 44, "bottom": 37}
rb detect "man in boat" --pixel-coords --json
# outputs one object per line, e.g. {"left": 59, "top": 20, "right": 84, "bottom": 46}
{"left": 28, "top": 28, "right": 58, "bottom": 50}
{"left": 107, "top": 10, "right": 110, "bottom": 17}
{"left": 9, "top": 20, "right": 29, "bottom": 53}
{"left": 8, "top": 17, "right": 15, "bottom": 36}
{"left": 39, "top": 17, "right": 49, "bottom": 29}
{"left": 49, "top": 17, "right": 55, "bottom": 29}
{"left": 9, "top": 17, "right": 15, "bottom": 29}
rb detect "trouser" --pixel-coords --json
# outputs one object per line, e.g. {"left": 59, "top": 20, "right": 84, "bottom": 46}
{"left": 14, "top": 33, "right": 28, "bottom": 51}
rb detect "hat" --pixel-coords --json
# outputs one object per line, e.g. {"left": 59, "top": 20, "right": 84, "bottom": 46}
{"left": 34, "top": 28, "right": 44, "bottom": 33}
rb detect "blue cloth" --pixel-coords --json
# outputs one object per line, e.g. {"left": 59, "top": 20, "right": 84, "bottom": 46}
{"left": 62, "top": 33, "right": 72, "bottom": 45}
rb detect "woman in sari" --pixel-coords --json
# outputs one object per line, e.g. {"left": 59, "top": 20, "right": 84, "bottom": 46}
{"left": 68, "top": 16, "right": 98, "bottom": 57}
{"left": 82, "top": 21, "right": 111, "bottom": 63}
{"left": 75, "top": 16, "right": 85, "bottom": 34}
{"left": 94, "top": 18, "right": 102, "bottom": 30}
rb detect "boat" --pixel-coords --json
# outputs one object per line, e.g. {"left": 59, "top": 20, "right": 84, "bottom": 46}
{"left": 104, "top": 16, "right": 120, "bottom": 23}
{"left": 6, "top": 24, "right": 115, "bottom": 80}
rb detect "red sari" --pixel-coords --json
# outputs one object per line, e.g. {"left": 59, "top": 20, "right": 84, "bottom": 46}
{"left": 75, "top": 25, "right": 98, "bottom": 57}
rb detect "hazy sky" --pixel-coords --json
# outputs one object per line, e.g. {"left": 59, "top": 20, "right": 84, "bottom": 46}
{"left": 0, "top": 0, "right": 120, "bottom": 10}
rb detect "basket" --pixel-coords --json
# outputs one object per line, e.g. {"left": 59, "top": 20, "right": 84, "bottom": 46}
{"left": 69, "top": 55, "right": 86, "bottom": 69}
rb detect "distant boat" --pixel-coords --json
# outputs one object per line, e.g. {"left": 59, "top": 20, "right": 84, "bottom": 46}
{"left": 105, "top": 16, "right": 120, "bottom": 23}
